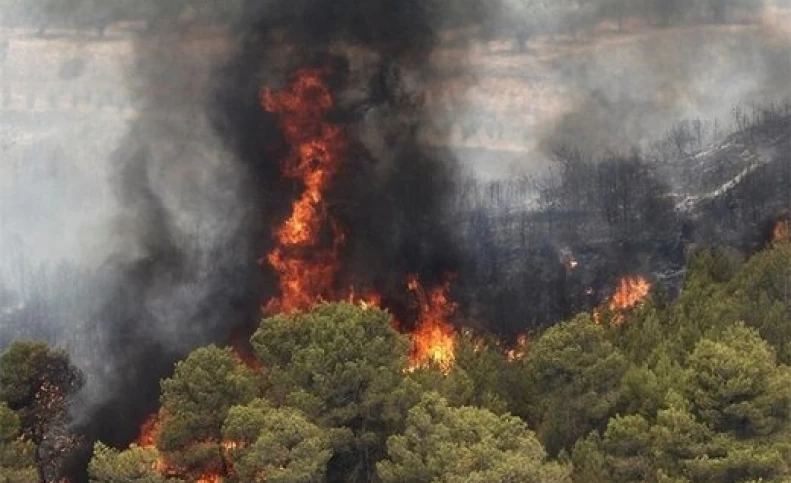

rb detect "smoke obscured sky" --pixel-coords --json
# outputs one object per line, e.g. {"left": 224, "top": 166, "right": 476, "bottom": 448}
{"left": 432, "top": 6, "right": 791, "bottom": 176}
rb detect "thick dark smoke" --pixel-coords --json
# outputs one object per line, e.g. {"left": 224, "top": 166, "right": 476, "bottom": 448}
{"left": 75, "top": 0, "right": 481, "bottom": 466}
{"left": 209, "top": 1, "right": 466, "bottom": 314}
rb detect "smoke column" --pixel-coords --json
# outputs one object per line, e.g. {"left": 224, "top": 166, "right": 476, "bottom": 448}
{"left": 77, "top": 0, "right": 484, "bottom": 452}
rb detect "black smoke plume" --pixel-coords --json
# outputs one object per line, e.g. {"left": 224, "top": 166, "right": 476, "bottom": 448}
{"left": 74, "top": 0, "right": 480, "bottom": 470}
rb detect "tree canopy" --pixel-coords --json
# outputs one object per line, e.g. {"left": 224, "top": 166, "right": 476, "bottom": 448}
{"left": 157, "top": 345, "right": 260, "bottom": 477}
{"left": 60, "top": 239, "right": 791, "bottom": 482}
{"left": 0, "top": 341, "right": 84, "bottom": 482}
{"left": 250, "top": 303, "right": 417, "bottom": 481}
{"left": 377, "top": 392, "right": 571, "bottom": 482}
{"left": 223, "top": 399, "right": 333, "bottom": 482}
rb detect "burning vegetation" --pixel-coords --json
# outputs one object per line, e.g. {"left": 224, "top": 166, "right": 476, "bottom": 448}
{"left": 261, "top": 67, "right": 347, "bottom": 314}
{"left": 135, "top": 413, "right": 160, "bottom": 448}
{"left": 260, "top": 66, "right": 459, "bottom": 371}
{"left": 505, "top": 334, "right": 529, "bottom": 362}
{"left": 406, "top": 275, "right": 458, "bottom": 373}
{"left": 609, "top": 276, "right": 652, "bottom": 312}
{"left": 595, "top": 275, "right": 652, "bottom": 325}
{"left": 773, "top": 218, "right": 790, "bottom": 244}
{"left": 125, "top": 62, "right": 465, "bottom": 481}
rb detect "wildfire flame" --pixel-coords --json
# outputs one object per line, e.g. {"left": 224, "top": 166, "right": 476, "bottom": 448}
{"left": 261, "top": 68, "right": 347, "bottom": 314}
{"left": 228, "top": 330, "right": 263, "bottom": 372}
{"left": 595, "top": 276, "right": 652, "bottom": 325}
{"left": 136, "top": 413, "right": 161, "bottom": 448}
{"left": 407, "top": 275, "right": 457, "bottom": 373}
{"left": 773, "top": 219, "right": 789, "bottom": 244}
{"left": 135, "top": 412, "right": 170, "bottom": 474}
{"left": 347, "top": 287, "right": 382, "bottom": 310}
{"left": 135, "top": 411, "right": 237, "bottom": 481}
{"left": 506, "top": 334, "right": 529, "bottom": 362}
{"left": 609, "top": 276, "right": 652, "bottom": 311}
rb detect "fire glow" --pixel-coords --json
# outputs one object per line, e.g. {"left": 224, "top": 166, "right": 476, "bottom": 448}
{"left": 774, "top": 219, "right": 789, "bottom": 244}
{"left": 136, "top": 413, "right": 161, "bottom": 448}
{"left": 609, "top": 276, "right": 652, "bottom": 312}
{"left": 261, "top": 67, "right": 459, "bottom": 369}
{"left": 135, "top": 412, "right": 169, "bottom": 475}
{"left": 506, "top": 334, "right": 529, "bottom": 362}
{"left": 595, "top": 275, "right": 652, "bottom": 325}
{"left": 135, "top": 411, "right": 238, "bottom": 482}
{"left": 261, "top": 67, "right": 346, "bottom": 314}
{"left": 407, "top": 275, "right": 458, "bottom": 373}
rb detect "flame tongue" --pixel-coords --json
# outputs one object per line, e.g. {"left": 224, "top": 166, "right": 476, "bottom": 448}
{"left": 407, "top": 275, "right": 457, "bottom": 373}
{"left": 609, "top": 276, "right": 651, "bottom": 311}
{"left": 595, "top": 275, "right": 652, "bottom": 325}
{"left": 506, "top": 334, "right": 529, "bottom": 362}
{"left": 262, "top": 68, "right": 346, "bottom": 313}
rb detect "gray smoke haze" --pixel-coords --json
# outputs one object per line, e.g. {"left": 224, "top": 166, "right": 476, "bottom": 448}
{"left": 436, "top": 0, "right": 791, "bottom": 177}
{"left": 0, "top": 20, "right": 257, "bottom": 444}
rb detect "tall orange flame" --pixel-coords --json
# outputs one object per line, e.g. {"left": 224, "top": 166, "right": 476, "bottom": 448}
{"left": 261, "top": 68, "right": 346, "bottom": 314}
{"left": 407, "top": 275, "right": 457, "bottom": 373}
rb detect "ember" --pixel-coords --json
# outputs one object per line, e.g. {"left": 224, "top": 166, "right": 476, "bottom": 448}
{"left": 196, "top": 475, "right": 222, "bottom": 483}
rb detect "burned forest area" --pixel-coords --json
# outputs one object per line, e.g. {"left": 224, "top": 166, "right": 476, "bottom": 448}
{"left": 0, "top": 0, "right": 790, "bottom": 482}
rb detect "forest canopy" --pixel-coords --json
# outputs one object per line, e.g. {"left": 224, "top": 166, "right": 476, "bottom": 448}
{"left": 1, "top": 238, "right": 789, "bottom": 482}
